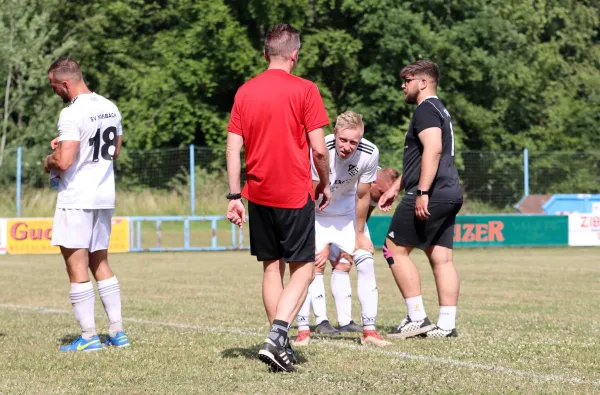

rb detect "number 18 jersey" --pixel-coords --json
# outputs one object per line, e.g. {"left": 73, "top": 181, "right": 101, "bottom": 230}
{"left": 56, "top": 93, "right": 122, "bottom": 209}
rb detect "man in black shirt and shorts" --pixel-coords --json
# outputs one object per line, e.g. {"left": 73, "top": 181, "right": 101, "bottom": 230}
{"left": 379, "top": 60, "right": 463, "bottom": 339}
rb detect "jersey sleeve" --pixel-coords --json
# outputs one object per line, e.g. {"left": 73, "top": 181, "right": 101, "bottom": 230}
{"left": 413, "top": 101, "right": 444, "bottom": 134}
{"left": 57, "top": 109, "right": 80, "bottom": 142}
{"left": 359, "top": 147, "right": 379, "bottom": 184}
{"left": 304, "top": 83, "right": 330, "bottom": 133}
{"left": 116, "top": 113, "right": 123, "bottom": 136}
{"left": 310, "top": 149, "right": 320, "bottom": 181}
{"left": 227, "top": 92, "right": 243, "bottom": 136}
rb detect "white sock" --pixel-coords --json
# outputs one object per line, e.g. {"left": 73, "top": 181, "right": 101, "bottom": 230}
{"left": 331, "top": 270, "right": 352, "bottom": 327}
{"left": 406, "top": 295, "right": 427, "bottom": 322}
{"left": 97, "top": 276, "right": 123, "bottom": 338}
{"left": 437, "top": 306, "right": 457, "bottom": 330}
{"left": 354, "top": 249, "right": 378, "bottom": 330}
{"left": 70, "top": 281, "right": 96, "bottom": 340}
{"left": 297, "top": 288, "right": 311, "bottom": 331}
{"left": 311, "top": 273, "right": 328, "bottom": 325}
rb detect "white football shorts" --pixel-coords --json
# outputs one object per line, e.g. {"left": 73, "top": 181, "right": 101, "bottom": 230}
{"left": 315, "top": 213, "right": 371, "bottom": 263}
{"left": 51, "top": 208, "right": 114, "bottom": 252}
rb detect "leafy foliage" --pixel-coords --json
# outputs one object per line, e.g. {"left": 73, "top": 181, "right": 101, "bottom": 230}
{"left": 0, "top": 0, "right": 598, "bottom": 204}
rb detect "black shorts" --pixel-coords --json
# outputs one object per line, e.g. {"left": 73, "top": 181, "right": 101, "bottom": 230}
{"left": 386, "top": 197, "right": 462, "bottom": 250}
{"left": 248, "top": 194, "right": 315, "bottom": 263}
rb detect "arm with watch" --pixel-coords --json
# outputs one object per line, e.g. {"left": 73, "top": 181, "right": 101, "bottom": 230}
{"left": 414, "top": 126, "right": 442, "bottom": 220}
{"left": 226, "top": 132, "right": 246, "bottom": 229}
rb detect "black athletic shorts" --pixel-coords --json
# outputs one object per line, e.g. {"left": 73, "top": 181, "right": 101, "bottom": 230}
{"left": 386, "top": 196, "right": 462, "bottom": 250}
{"left": 248, "top": 194, "right": 315, "bottom": 263}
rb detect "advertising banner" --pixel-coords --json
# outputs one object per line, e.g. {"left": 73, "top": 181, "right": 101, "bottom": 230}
{"left": 568, "top": 214, "right": 600, "bottom": 247}
{"left": 6, "top": 217, "right": 130, "bottom": 254}
{"left": 368, "top": 215, "right": 569, "bottom": 248}
{"left": 0, "top": 218, "right": 6, "bottom": 255}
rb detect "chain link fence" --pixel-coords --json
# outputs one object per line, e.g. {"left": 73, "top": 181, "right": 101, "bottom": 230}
{"left": 0, "top": 145, "right": 598, "bottom": 216}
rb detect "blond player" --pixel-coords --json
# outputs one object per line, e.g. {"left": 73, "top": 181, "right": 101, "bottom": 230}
{"left": 44, "top": 58, "right": 128, "bottom": 352}
{"left": 296, "top": 111, "right": 392, "bottom": 347}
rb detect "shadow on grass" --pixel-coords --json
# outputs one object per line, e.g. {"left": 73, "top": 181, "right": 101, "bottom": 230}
{"left": 221, "top": 343, "right": 309, "bottom": 365}
{"left": 380, "top": 326, "right": 428, "bottom": 339}
{"left": 57, "top": 333, "right": 111, "bottom": 345}
{"left": 0, "top": 333, "right": 6, "bottom": 337}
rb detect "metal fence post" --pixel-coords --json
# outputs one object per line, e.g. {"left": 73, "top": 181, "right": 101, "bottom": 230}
{"left": 523, "top": 148, "right": 529, "bottom": 196}
{"left": 16, "top": 146, "right": 22, "bottom": 217}
{"left": 189, "top": 144, "right": 195, "bottom": 216}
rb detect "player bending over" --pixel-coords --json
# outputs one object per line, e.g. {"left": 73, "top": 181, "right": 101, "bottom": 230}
{"left": 296, "top": 166, "right": 399, "bottom": 345}
{"left": 296, "top": 111, "right": 392, "bottom": 347}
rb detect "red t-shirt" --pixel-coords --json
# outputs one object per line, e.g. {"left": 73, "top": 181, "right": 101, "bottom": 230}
{"left": 227, "top": 69, "right": 329, "bottom": 208}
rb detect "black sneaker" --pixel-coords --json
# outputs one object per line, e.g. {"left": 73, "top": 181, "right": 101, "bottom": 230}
{"left": 387, "top": 316, "right": 435, "bottom": 339}
{"left": 284, "top": 338, "right": 297, "bottom": 364}
{"left": 337, "top": 320, "right": 363, "bottom": 333}
{"left": 258, "top": 339, "right": 295, "bottom": 372}
{"left": 314, "top": 320, "right": 341, "bottom": 335}
{"left": 426, "top": 325, "right": 458, "bottom": 338}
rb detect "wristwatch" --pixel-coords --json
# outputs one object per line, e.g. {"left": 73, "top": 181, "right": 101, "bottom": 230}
{"left": 416, "top": 189, "right": 429, "bottom": 196}
{"left": 226, "top": 193, "right": 242, "bottom": 200}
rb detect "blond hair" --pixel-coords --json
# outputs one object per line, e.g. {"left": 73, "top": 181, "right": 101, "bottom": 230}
{"left": 334, "top": 111, "right": 364, "bottom": 133}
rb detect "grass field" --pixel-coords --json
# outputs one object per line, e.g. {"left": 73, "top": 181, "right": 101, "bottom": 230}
{"left": 1, "top": 248, "right": 600, "bottom": 394}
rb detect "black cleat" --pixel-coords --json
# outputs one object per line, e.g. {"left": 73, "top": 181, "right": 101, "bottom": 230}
{"left": 284, "top": 338, "right": 297, "bottom": 364}
{"left": 388, "top": 316, "right": 435, "bottom": 339}
{"left": 337, "top": 320, "right": 363, "bottom": 333}
{"left": 258, "top": 339, "right": 295, "bottom": 372}
{"left": 314, "top": 320, "right": 341, "bottom": 335}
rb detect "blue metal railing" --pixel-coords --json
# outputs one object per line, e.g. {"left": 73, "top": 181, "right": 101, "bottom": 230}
{"left": 128, "top": 215, "right": 248, "bottom": 252}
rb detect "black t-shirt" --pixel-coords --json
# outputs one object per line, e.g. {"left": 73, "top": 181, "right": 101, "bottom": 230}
{"left": 402, "top": 97, "right": 463, "bottom": 202}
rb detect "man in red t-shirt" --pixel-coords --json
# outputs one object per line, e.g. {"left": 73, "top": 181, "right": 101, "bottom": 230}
{"left": 226, "top": 23, "right": 331, "bottom": 372}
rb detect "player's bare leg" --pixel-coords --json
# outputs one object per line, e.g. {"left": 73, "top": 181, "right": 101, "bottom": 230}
{"left": 63, "top": 247, "right": 91, "bottom": 283}
{"left": 425, "top": 245, "right": 459, "bottom": 338}
{"left": 260, "top": 262, "right": 312, "bottom": 371}
{"left": 59, "top": 247, "right": 100, "bottom": 351}
{"left": 295, "top": 265, "right": 317, "bottom": 346}
{"left": 89, "top": 249, "right": 128, "bottom": 346}
{"left": 89, "top": 249, "right": 114, "bottom": 281}
{"left": 385, "top": 239, "right": 434, "bottom": 339}
{"left": 262, "top": 259, "right": 286, "bottom": 324}
{"left": 275, "top": 262, "right": 313, "bottom": 324}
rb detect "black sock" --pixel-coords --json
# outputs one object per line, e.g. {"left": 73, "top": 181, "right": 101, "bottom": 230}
{"left": 268, "top": 319, "right": 290, "bottom": 347}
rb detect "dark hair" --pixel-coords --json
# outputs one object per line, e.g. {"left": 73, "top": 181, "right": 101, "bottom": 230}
{"left": 48, "top": 58, "right": 82, "bottom": 80}
{"left": 264, "top": 24, "right": 301, "bottom": 61}
{"left": 400, "top": 60, "right": 440, "bottom": 85}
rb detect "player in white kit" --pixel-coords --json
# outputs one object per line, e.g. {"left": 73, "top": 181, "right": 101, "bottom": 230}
{"left": 296, "top": 111, "right": 392, "bottom": 347}
{"left": 44, "top": 58, "right": 129, "bottom": 351}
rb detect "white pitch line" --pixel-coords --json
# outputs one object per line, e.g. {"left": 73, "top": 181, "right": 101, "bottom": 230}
{"left": 0, "top": 303, "right": 596, "bottom": 386}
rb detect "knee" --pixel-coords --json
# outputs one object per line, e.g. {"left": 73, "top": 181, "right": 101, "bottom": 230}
{"left": 331, "top": 260, "right": 351, "bottom": 273}
{"left": 315, "top": 264, "right": 325, "bottom": 275}
{"left": 429, "top": 257, "right": 454, "bottom": 268}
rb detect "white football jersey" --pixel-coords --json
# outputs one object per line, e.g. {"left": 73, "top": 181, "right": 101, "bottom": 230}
{"left": 312, "top": 134, "right": 379, "bottom": 216}
{"left": 56, "top": 93, "right": 122, "bottom": 209}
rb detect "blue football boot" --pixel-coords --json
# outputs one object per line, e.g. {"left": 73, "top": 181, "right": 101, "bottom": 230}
{"left": 59, "top": 335, "right": 102, "bottom": 352}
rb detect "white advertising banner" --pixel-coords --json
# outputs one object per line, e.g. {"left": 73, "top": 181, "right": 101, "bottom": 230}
{"left": 0, "top": 218, "right": 6, "bottom": 254}
{"left": 568, "top": 214, "right": 600, "bottom": 246}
